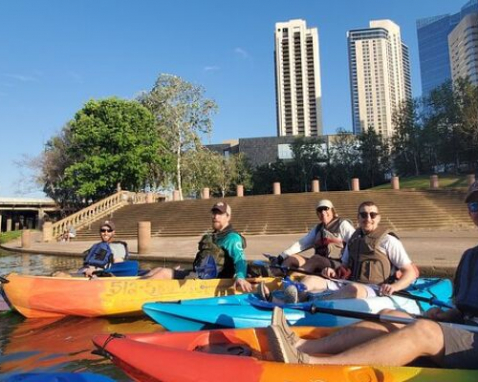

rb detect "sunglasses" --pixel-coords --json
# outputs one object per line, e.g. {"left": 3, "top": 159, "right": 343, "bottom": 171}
{"left": 100, "top": 228, "right": 113, "bottom": 233}
{"left": 317, "top": 207, "right": 330, "bottom": 213}
{"left": 359, "top": 211, "right": 379, "bottom": 219}
{"left": 468, "top": 202, "right": 478, "bottom": 213}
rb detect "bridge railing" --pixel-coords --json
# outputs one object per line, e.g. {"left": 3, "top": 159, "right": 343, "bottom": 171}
{"left": 44, "top": 191, "right": 161, "bottom": 241}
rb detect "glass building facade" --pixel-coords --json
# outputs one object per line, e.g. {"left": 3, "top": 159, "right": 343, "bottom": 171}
{"left": 417, "top": 0, "right": 478, "bottom": 96}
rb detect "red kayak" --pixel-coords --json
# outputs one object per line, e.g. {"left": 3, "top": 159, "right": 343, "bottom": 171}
{"left": 92, "top": 327, "right": 478, "bottom": 382}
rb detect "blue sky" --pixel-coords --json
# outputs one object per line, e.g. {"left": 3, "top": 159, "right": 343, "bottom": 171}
{"left": 0, "top": 0, "right": 465, "bottom": 197}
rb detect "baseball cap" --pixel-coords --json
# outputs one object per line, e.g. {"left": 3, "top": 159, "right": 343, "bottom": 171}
{"left": 211, "top": 202, "right": 232, "bottom": 215}
{"left": 100, "top": 220, "right": 116, "bottom": 231}
{"left": 465, "top": 181, "right": 478, "bottom": 203}
{"left": 316, "top": 199, "right": 334, "bottom": 210}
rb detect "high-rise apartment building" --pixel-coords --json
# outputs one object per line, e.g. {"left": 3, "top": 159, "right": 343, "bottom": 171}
{"left": 348, "top": 20, "right": 412, "bottom": 138}
{"left": 448, "top": 13, "right": 478, "bottom": 86}
{"left": 416, "top": 0, "right": 478, "bottom": 96}
{"left": 275, "top": 19, "right": 323, "bottom": 137}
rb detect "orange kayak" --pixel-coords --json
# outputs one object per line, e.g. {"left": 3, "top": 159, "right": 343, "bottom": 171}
{"left": 93, "top": 326, "right": 478, "bottom": 382}
{"left": 1, "top": 273, "right": 280, "bottom": 318}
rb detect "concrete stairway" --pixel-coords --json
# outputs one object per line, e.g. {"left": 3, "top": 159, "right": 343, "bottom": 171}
{"left": 74, "top": 189, "right": 473, "bottom": 240}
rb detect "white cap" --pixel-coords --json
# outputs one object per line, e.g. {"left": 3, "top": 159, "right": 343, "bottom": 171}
{"left": 316, "top": 199, "right": 334, "bottom": 209}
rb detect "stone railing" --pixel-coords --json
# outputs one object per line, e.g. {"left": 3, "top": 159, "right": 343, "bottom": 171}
{"left": 44, "top": 191, "right": 162, "bottom": 242}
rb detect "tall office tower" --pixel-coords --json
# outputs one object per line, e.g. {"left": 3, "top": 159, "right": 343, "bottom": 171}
{"left": 348, "top": 20, "right": 412, "bottom": 138}
{"left": 448, "top": 13, "right": 478, "bottom": 86}
{"left": 417, "top": 0, "right": 478, "bottom": 96}
{"left": 275, "top": 19, "right": 323, "bottom": 137}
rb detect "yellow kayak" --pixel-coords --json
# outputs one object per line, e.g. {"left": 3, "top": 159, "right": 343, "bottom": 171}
{"left": 1, "top": 273, "right": 280, "bottom": 318}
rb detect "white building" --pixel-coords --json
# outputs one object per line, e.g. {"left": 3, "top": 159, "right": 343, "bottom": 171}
{"left": 348, "top": 20, "right": 412, "bottom": 138}
{"left": 448, "top": 12, "right": 478, "bottom": 86}
{"left": 274, "top": 19, "right": 323, "bottom": 137}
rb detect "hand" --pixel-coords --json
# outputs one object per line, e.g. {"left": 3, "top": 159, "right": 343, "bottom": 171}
{"left": 379, "top": 283, "right": 397, "bottom": 296}
{"left": 425, "top": 307, "right": 444, "bottom": 320}
{"left": 235, "top": 278, "right": 253, "bottom": 293}
{"left": 321, "top": 267, "right": 337, "bottom": 278}
{"left": 82, "top": 266, "right": 96, "bottom": 278}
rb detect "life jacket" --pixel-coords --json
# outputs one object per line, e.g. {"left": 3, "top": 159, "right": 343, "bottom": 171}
{"left": 347, "top": 227, "right": 395, "bottom": 284}
{"left": 314, "top": 218, "right": 351, "bottom": 258}
{"left": 192, "top": 226, "right": 246, "bottom": 280}
{"left": 83, "top": 242, "right": 115, "bottom": 269}
{"left": 453, "top": 246, "right": 478, "bottom": 317}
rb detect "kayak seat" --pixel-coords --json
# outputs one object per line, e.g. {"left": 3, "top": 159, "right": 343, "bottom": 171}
{"left": 194, "top": 343, "right": 253, "bottom": 357}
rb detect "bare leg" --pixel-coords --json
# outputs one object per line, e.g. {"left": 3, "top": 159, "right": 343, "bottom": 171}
{"left": 319, "top": 283, "right": 369, "bottom": 300}
{"left": 302, "top": 256, "right": 333, "bottom": 274}
{"left": 301, "top": 275, "right": 329, "bottom": 293}
{"left": 141, "top": 267, "right": 174, "bottom": 280}
{"left": 306, "top": 319, "right": 445, "bottom": 366}
{"left": 298, "top": 309, "right": 410, "bottom": 354}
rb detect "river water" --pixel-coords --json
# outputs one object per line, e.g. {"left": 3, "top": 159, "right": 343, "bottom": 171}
{"left": 0, "top": 249, "right": 175, "bottom": 380}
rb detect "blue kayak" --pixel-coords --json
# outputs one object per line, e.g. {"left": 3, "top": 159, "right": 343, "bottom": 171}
{"left": 4, "top": 373, "right": 115, "bottom": 382}
{"left": 143, "top": 277, "right": 453, "bottom": 331}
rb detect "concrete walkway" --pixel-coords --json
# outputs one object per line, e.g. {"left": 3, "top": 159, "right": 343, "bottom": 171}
{"left": 2, "top": 229, "right": 478, "bottom": 276}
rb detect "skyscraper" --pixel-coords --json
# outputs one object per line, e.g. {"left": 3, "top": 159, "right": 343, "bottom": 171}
{"left": 348, "top": 20, "right": 412, "bottom": 138}
{"left": 448, "top": 12, "right": 478, "bottom": 86}
{"left": 416, "top": 0, "right": 478, "bottom": 96}
{"left": 274, "top": 19, "right": 323, "bottom": 137}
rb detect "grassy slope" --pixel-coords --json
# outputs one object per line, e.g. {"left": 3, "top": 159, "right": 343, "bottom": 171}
{"left": 0, "top": 231, "right": 22, "bottom": 244}
{"left": 372, "top": 174, "right": 470, "bottom": 190}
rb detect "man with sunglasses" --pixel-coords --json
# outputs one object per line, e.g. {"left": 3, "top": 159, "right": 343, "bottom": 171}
{"left": 80, "top": 220, "right": 128, "bottom": 277}
{"left": 274, "top": 199, "right": 355, "bottom": 274}
{"left": 281, "top": 201, "right": 416, "bottom": 302}
{"left": 266, "top": 186, "right": 478, "bottom": 369}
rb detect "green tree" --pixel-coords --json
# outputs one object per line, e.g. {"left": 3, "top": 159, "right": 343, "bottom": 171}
{"left": 391, "top": 99, "right": 424, "bottom": 176}
{"left": 290, "top": 136, "right": 326, "bottom": 192}
{"left": 43, "top": 97, "right": 170, "bottom": 205}
{"left": 329, "top": 129, "right": 360, "bottom": 190}
{"left": 358, "top": 127, "right": 390, "bottom": 188}
{"left": 139, "top": 74, "right": 218, "bottom": 199}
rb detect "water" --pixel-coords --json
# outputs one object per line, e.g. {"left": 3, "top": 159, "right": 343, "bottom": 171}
{"left": 0, "top": 249, "right": 179, "bottom": 380}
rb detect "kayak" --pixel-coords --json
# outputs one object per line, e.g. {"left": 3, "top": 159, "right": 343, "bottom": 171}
{"left": 92, "top": 327, "right": 478, "bottom": 382}
{"left": 4, "top": 373, "right": 115, "bottom": 382}
{"left": 143, "top": 277, "right": 453, "bottom": 331}
{"left": 0, "top": 273, "right": 280, "bottom": 318}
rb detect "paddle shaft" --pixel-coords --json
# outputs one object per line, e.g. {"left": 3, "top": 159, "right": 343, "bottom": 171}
{"left": 0, "top": 276, "right": 9, "bottom": 284}
{"left": 309, "top": 305, "right": 478, "bottom": 333}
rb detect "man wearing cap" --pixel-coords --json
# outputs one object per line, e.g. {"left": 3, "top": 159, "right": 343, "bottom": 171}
{"left": 142, "top": 202, "right": 253, "bottom": 292}
{"left": 54, "top": 220, "right": 129, "bottom": 277}
{"left": 80, "top": 220, "right": 129, "bottom": 277}
{"left": 275, "top": 199, "right": 355, "bottom": 274}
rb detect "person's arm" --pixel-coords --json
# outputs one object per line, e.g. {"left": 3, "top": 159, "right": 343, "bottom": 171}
{"left": 379, "top": 235, "right": 417, "bottom": 295}
{"left": 425, "top": 307, "right": 462, "bottom": 322}
{"left": 280, "top": 227, "right": 317, "bottom": 257}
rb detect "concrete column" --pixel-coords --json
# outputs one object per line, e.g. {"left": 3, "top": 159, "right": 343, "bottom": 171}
{"left": 116, "top": 182, "right": 122, "bottom": 192}
{"left": 0, "top": 214, "right": 2, "bottom": 233}
{"left": 22, "top": 229, "right": 31, "bottom": 248}
{"left": 138, "top": 221, "right": 151, "bottom": 254}
{"left": 14, "top": 222, "right": 20, "bottom": 231}
{"left": 6, "top": 218, "right": 12, "bottom": 232}
{"left": 146, "top": 192, "right": 154, "bottom": 203}
{"left": 172, "top": 190, "right": 181, "bottom": 201}
{"left": 273, "top": 182, "right": 281, "bottom": 195}
{"left": 311, "top": 179, "right": 320, "bottom": 193}
{"left": 391, "top": 176, "right": 400, "bottom": 190}
{"left": 430, "top": 175, "right": 439, "bottom": 189}
{"left": 236, "top": 184, "right": 244, "bottom": 197}
{"left": 467, "top": 174, "right": 475, "bottom": 186}
{"left": 201, "top": 188, "right": 210, "bottom": 199}
{"left": 351, "top": 178, "right": 360, "bottom": 191}
{"left": 42, "top": 221, "right": 53, "bottom": 242}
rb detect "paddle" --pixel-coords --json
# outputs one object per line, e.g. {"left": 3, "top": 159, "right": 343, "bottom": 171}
{"left": 307, "top": 305, "right": 478, "bottom": 334}
{"left": 254, "top": 258, "right": 454, "bottom": 309}
{"left": 0, "top": 276, "right": 9, "bottom": 284}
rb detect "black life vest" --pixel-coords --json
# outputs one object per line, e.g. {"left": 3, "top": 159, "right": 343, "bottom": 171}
{"left": 192, "top": 226, "right": 246, "bottom": 279}
{"left": 454, "top": 246, "right": 478, "bottom": 317}
{"left": 347, "top": 227, "right": 396, "bottom": 284}
{"left": 313, "top": 218, "right": 351, "bottom": 258}
{"left": 83, "top": 242, "right": 114, "bottom": 269}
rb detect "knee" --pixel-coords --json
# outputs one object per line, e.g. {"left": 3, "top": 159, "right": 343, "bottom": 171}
{"left": 378, "top": 309, "right": 413, "bottom": 319}
{"left": 409, "top": 318, "right": 441, "bottom": 338}
{"left": 342, "top": 284, "right": 365, "bottom": 298}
